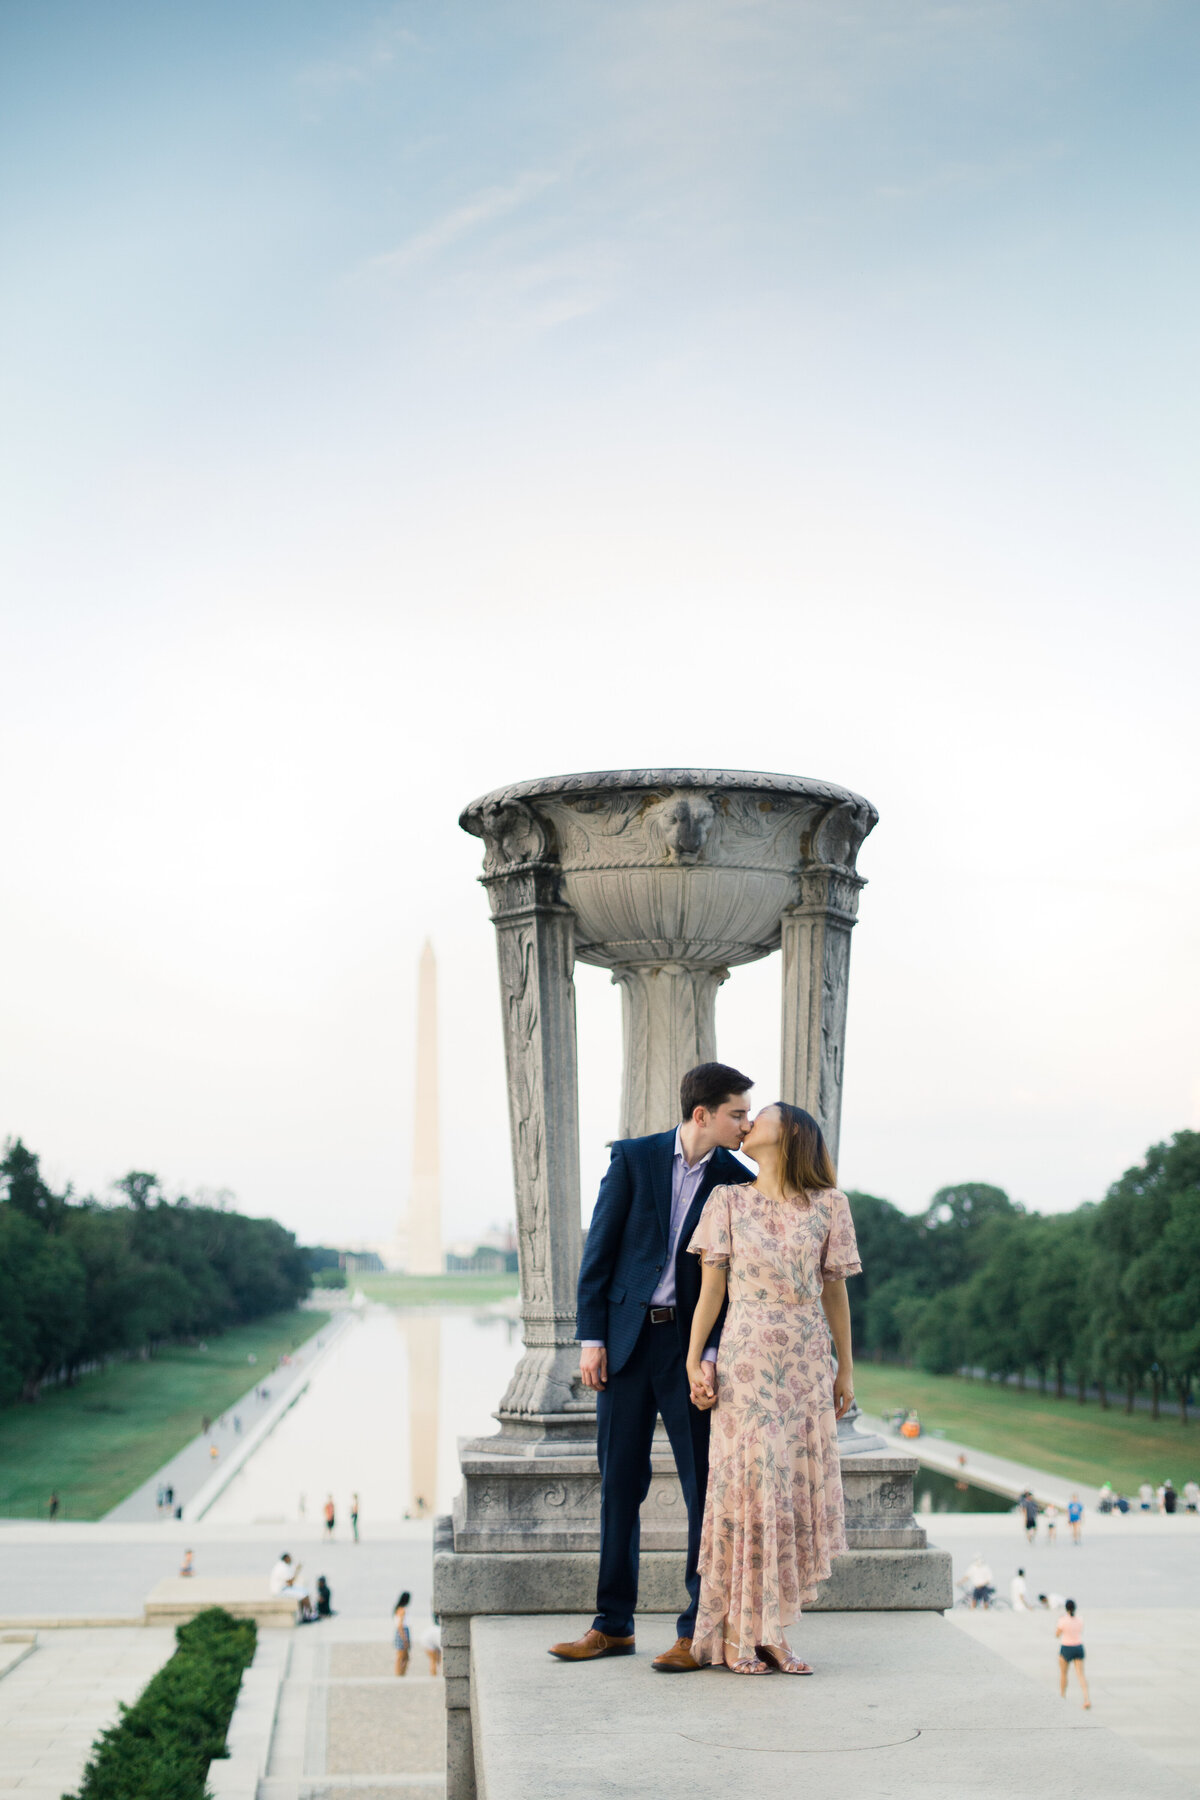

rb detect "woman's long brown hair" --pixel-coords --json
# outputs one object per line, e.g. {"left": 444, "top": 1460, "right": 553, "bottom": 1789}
{"left": 775, "top": 1102, "right": 838, "bottom": 1196}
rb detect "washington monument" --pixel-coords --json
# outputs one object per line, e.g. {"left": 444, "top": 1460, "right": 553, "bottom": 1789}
{"left": 405, "top": 938, "right": 443, "bottom": 1275}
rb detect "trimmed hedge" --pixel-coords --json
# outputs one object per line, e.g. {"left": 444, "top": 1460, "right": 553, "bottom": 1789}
{"left": 66, "top": 1607, "right": 257, "bottom": 1800}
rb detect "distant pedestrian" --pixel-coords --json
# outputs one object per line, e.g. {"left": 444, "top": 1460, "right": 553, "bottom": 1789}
{"left": 1011, "top": 1568, "right": 1030, "bottom": 1611}
{"left": 1184, "top": 1480, "right": 1199, "bottom": 1513}
{"left": 1163, "top": 1479, "right": 1178, "bottom": 1515}
{"left": 1037, "top": 1591, "right": 1066, "bottom": 1610}
{"left": 1056, "top": 1599, "right": 1090, "bottom": 1708}
{"left": 1020, "top": 1491, "right": 1039, "bottom": 1543}
{"left": 180, "top": 1549, "right": 194, "bottom": 1577}
{"left": 209, "top": 1444, "right": 219, "bottom": 1462}
{"left": 299, "top": 1493, "right": 306, "bottom": 1519}
{"left": 350, "top": 1494, "right": 360, "bottom": 1542}
{"left": 1068, "top": 1495, "right": 1084, "bottom": 1544}
{"left": 48, "top": 1491, "right": 59, "bottom": 1522}
{"left": 165, "top": 1485, "right": 174, "bottom": 1508}
{"left": 323, "top": 1495, "right": 335, "bottom": 1538}
{"left": 201, "top": 1416, "right": 211, "bottom": 1435}
{"left": 961, "top": 1555, "right": 995, "bottom": 1609}
{"left": 234, "top": 1416, "right": 242, "bottom": 1435}
{"left": 421, "top": 1616, "right": 442, "bottom": 1676}
{"left": 316, "top": 1576, "right": 333, "bottom": 1618}
{"left": 1044, "top": 1502, "right": 1058, "bottom": 1545}
{"left": 1139, "top": 1481, "right": 1153, "bottom": 1512}
{"left": 394, "top": 1591, "right": 412, "bottom": 1676}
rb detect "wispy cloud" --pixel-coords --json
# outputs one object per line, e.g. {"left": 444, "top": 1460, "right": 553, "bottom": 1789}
{"left": 296, "top": 16, "right": 417, "bottom": 96}
{"left": 364, "top": 172, "right": 560, "bottom": 276}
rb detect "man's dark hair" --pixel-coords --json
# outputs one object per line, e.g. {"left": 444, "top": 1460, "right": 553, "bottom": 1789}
{"left": 680, "top": 1062, "right": 754, "bottom": 1120}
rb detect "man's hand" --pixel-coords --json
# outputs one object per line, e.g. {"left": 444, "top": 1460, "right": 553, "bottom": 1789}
{"left": 580, "top": 1346, "right": 608, "bottom": 1391}
{"left": 688, "top": 1357, "right": 719, "bottom": 1412}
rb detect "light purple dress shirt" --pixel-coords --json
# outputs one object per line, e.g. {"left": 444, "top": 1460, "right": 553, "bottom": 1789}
{"left": 650, "top": 1127, "right": 715, "bottom": 1307}
{"left": 582, "top": 1128, "right": 718, "bottom": 1358}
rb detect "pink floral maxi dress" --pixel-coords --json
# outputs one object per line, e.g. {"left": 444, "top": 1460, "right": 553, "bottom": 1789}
{"left": 687, "top": 1183, "right": 862, "bottom": 1664}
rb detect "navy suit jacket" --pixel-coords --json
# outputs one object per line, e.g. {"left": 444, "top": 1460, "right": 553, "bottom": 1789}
{"left": 575, "top": 1130, "right": 746, "bottom": 1375}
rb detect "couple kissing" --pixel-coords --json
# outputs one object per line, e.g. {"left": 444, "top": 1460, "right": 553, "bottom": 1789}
{"left": 549, "top": 1061, "right": 860, "bottom": 1677}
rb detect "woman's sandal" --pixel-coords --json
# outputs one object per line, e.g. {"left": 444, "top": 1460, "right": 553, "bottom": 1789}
{"left": 757, "top": 1644, "right": 814, "bottom": 1675}
{"left": 729, "top": 1656, "right": 772, "bottom": 1674}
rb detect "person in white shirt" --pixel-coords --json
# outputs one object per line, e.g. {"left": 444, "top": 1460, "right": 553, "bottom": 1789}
{"left": 420, "top": 1618, "right": 442, "bottom": 1676}
{"left": 1139, "top": 1481, "right": 1154, "bottom": 1511}
{"left": 269, "top": 1552, "right": 313, "bottom": 1620}
{"left": 1183, "top": 1479, "right": 1199, "bottom": 1513}
{"left": 1010, "top": 1568, "right": 1030, "bottom": 1611}
{"left": 961, "top": 1556, "right": 995, "bottom": 1608}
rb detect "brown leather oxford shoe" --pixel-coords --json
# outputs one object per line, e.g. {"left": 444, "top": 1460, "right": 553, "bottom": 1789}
{"left": 548, "top": 1628, "right": 636, "bottom": 1661}
{"left": 652, "top": 1636, "right": 701, "bottom": 1672}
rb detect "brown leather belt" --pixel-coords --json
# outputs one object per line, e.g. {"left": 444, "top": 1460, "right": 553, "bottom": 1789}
{"left": 648, "top": 1305, "right": 676, "bottom": 1324}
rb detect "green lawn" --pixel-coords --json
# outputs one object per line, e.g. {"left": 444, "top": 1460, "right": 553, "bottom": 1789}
{"left": 354, "top": 1272, "right": 519, "bottom": 1307}
{"left": 853, "top": 1362, "right": 1200, "bottom": 1496}
{"left": 0, "top": 1309, "right": 330, "bottom": 1521}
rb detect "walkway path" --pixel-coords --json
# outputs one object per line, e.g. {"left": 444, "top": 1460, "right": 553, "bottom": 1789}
{"left": 947, "top": 1606, "right": 1200, "bottom": 1790}
{"left": 261, "top": 1614, "right": 444, "bottom": 1799}
{"left": 0, "top": 1521, "right": 436, "bottom": 1624}
{"left": 859, "top": 1407, "right": 1105, "bottom": 1508}
{"left": 0, "top": 1626, "right": 175, "bottom": 1800}
{"left": 105, "top": 1315, "right": 349, "bottom": 1524}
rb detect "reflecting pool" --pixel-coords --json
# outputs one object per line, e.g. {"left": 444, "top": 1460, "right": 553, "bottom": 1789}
{"left": 914, "top": 1466, "right": 1014, "bottom": 1514}
{"left": 205, "top": 1304, "right": 523, "bottom": 1525}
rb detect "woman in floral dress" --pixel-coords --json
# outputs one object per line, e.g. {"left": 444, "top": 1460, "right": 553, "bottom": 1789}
{"left": 685, "top": 1103, "right": 860, "bottom": 1675}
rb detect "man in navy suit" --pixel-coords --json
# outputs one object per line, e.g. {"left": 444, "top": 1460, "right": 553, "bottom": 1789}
{"left": 549, "top": 1062, "right": 754, "bottom": 1672}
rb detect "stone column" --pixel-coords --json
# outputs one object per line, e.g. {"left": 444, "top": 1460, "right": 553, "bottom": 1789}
{"left": 778, "top": 864, "right": 865, "bottom": 1164}
{"left": 611, "top": 962, "right": 729, "bottom": 1140}
{"left": 472, "top": 801, "right": 586, "bottom": 1429}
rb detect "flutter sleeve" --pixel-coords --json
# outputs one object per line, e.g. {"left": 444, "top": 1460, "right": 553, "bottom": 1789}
{"left": 820, "top": 1189, "right": 862, "bottom": 1281}
{"left": 687, "top": 1185, "right": 732, "bottom": 1266}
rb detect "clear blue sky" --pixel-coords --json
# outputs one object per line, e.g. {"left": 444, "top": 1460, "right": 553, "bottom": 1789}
{"left": 1, "top": 2, "right": 1197, "bottom": 1245}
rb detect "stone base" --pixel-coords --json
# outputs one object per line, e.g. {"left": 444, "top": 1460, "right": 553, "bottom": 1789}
{"left": 435, "top": 1532, "right": 953, "bottom": 1800}
{"left": 434, "top": 1536, "right": 951, "bottom": 1619}
{"left": 440, "top": 1443, "right": 948, "bottom": 1799}
{"left": 454, "top": 1441, "right": 928, "bottom": 1554}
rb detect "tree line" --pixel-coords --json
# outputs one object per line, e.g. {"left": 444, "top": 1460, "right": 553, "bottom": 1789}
{"left": 0, "top": 1138, "right": 311, "bottom": 1405}
{"left": 847, "top": 1129, "right": 1200, "bottom": 1422}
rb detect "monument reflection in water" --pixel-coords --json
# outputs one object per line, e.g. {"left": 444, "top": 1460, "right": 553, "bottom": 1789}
{"left": 203, "top": 1306, "right": 521, "bottom": 1525}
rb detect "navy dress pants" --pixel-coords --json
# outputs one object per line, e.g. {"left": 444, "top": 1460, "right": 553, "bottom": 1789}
{"left": 592, "top": 1319, "right": 710, "bottom": 1640}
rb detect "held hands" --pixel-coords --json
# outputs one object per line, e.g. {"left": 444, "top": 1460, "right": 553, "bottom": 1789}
{"left": 580, "top": 1346, "right": 608, "bottom": 1391}
{"left": 833, "top": 1364, "right": 855, "bottom": 1421}
{"left": 688, "top": 1358, "right": 719, "bottom": 1412}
